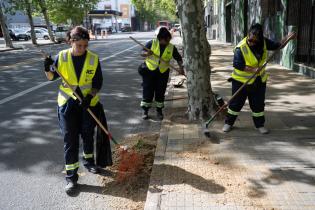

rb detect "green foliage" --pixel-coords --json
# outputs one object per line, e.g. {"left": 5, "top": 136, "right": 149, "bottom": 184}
{"left": 131, "top": 0, "right": 177, "bottom": 26}
{"left": 5, "top": 0, "right": 99, "bottom": 25}
{"left": 45, "top": 0, "right": 99, "bottom": 25}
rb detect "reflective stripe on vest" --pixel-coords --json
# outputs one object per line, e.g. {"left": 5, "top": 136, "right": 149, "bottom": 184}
{"left": 232, "top": 38, "right": 268, "bottom": 84}
{"left": 145, "top": 39, "right": 174, "bottom": 73}
{"left": 57, "top": 49, "right": 100, "bottom": 107}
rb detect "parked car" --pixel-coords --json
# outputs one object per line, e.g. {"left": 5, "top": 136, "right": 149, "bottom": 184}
{"left": 121, "top": 26, "right": 131, "bottom": 32}
{"left": 9, "top": 29, "right": 31, "bottom": 41}
{"left": 26, "top": 29, "right": 50, "bottom": 40}
{"left": 35, "top": 27, "right": 48, "bottom": 32}
{"left": 35, "top": 27, "right": 55, "bottom": 35}
{"left": 55, "top": 26, "right": 70, "bottom": 43}
{"left": 173, "top": 23, "right": 181, "bottom": 32}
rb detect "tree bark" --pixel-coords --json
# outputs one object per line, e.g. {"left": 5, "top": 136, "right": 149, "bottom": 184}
{"left": 25, "top": 1, "right": 37, "bottom": 45}
{"left": 39, "top": 0, "right": 55, "bottom": 42}
{"left": 176, "top": 0, "right": 215, "bottom": 121}
{"left": 0, "top": 3, "right": 13, "bottom": 48}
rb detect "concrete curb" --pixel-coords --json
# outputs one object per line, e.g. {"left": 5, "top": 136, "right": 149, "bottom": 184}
{"left": 0, "top": 47, "right": 22, "bottom": 52}
{"left": 0, "top": 42, "right": 63, "bottom": 53}
{"left": 144, "top": 79, "right": 175, "bottom": 210}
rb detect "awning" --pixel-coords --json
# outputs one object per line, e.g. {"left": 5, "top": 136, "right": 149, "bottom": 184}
{"left": 88, "top": 10, "right": 123, "bottom": 17}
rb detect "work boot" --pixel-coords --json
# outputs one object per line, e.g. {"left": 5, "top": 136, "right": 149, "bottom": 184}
{"left": 84, "top": 163, "right": 100, "bottom": 174}
{"left": 156, "top": 108, "right": 164, "bottom": 120}
{"left": 257, "top": 127, "right": 269, "bottom": 134}
{"left": 65, "top": 180, "right": 77, "bottom": 195}
{"left": 142, "top": 107, "right": 149, "bottom": 120}
{"left": 222, "top": 124, "right": 232, "bottom": 132}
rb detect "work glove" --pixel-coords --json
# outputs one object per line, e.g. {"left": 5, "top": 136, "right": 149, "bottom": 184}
{"left": 44, "top": 56, "right": 54, "bottom": 72}
{"left": 142, "top": 50, "right": 153, "bottom": 57}
{"left": 80, "top": 94, "right": 93, "bottom": 110}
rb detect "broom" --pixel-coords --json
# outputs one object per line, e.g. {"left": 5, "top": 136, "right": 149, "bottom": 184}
{"left": 203, "top": 32, "right": 297, "bottom": 137}
{"left": 37, "top": 47, "right": 146, "bottom": 179}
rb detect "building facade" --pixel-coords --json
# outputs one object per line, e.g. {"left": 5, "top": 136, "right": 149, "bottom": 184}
{"left": 205, "top": 0, "right": 315, "bottom": 78}
{"left": 89, "top": 0, "right": 135, "bottom": 32}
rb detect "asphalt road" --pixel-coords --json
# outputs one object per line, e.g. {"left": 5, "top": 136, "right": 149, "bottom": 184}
{"left": 0, "top": 32, "right": 161, "bottom": 209}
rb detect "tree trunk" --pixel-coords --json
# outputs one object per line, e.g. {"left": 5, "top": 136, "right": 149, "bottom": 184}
{"left": 39, "top": 0, "right": 55, "bottom": 42}
{"left": 176, "top": 0, "right": 215, "bottom": 121}
{"left": 0, "top": 3, "right": 13, "bottom": 48}
{"left": 25, "top": 1, "right": 37, "bottom": 45}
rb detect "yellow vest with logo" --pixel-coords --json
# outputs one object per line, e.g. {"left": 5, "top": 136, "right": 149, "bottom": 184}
{"left": 232, "top": 37, "right": 268, "bottom": 84}
{"left": 57, "top": 49, "right": 100, "bottom": 107}
{"left": 145, "top": 39, "right": 174, "bottom": 73}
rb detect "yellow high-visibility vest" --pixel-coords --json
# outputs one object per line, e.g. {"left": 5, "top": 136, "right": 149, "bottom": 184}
{"left": 145, "top": 39, "right": 174, "bottom": 73}
{"left": 57, "top": 49, "right": 100, "bottom": 107}
{"left": 232, "top": 37, "right": 268, "bottom": 84}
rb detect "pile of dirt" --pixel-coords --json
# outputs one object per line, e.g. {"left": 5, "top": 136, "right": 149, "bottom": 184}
{"left": 101, "top": 133, "right": 159, "bottom": 210}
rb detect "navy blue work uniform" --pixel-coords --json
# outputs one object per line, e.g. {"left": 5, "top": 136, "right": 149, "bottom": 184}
{"left": 225, "top": 38, "right": 280, "bottom": 128}
{"left": 139, "top": 40, "right": 182, "bottom": 109}
{"left": 51, "top": 52, "right": 103, "bottom": 182}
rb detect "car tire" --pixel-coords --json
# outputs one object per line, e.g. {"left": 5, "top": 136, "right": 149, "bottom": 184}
{"left": 44, "top": 36, "right": 49, "bottom": 40}
{"left": 24, "top": 37, "right": 29, "bottom": 41}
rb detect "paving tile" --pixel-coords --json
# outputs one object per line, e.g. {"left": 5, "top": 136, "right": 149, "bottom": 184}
{"left": 145, "top": 41, "right": 315, "bottom": 210}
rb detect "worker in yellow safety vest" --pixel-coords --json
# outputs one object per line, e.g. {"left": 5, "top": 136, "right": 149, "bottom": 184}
{"left": 139, "top": 27, "right": 184, "bottom": 120}
{"left": 223, "top": 23, "right": 296, "bottom": 134}
{"left": 43, "top": 26, "right": 109, "bottom": 195}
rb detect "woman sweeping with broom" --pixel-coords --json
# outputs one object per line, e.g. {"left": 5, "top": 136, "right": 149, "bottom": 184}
{"left": 222, "top": 23, "right": 296, "bottom": 134}
{"left": 43, "top": 26, "right": 112, "bottom": 195}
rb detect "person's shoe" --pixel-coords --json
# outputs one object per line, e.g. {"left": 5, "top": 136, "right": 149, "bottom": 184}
{"left": 65, "top": 181, "right": 77, "bottom": 195}
{"left": 142, "top": 110, "right": 149, "bottom": 120}
{"left": 257, "top": 127, "right": 269, "bottom": 134}
{"left": 156, "top": 109, "right": 164, "bottom": 120}
{"left": 85, "top": 164, "right": 100, "bottom": 174}
{"left": 222, "top": 124, "right": 232, "bottom": 132}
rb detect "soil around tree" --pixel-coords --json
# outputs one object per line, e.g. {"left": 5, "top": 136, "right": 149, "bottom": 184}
{"left": 100, "top": 133, "right": 159, "bottom": 210}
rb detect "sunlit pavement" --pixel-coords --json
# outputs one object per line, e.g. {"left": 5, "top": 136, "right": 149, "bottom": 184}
{"left": 0, "top": 32, "right": 161, "bottom": 209}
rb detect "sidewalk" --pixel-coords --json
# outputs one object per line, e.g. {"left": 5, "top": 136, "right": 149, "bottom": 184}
{"left": 0, "top": 38, "right": 55, "bottom": 52}
{"left": 145, "top": 38, "right": 315, "bottom": 209}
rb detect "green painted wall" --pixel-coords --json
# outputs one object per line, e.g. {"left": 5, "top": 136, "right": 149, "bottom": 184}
{"left": 232, "top": 0, "right": 245, "bottom": 44}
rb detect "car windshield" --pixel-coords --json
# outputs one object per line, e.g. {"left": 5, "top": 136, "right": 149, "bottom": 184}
{"left": 56, "top": 27, "right": 69, "bottom": 32}
{"left": 13, "top": 29, "right": 27, "bottom": 33}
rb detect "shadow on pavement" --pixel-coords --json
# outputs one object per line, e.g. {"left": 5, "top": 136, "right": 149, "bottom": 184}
{"left": 153, "top": 164, "right": 225, "bottom": 194}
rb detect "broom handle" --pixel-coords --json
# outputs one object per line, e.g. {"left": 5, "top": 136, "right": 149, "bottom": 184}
{"left": 40, "top": 50, "right": 119, "bottom": 145}
{"left": 56, "top": 69, "right": 119, "bottom": 145}
{"left": 206, "top": 32, "right": 296, "bottom": 127}
{"left": 129, "top": 36, "right": 186, "bottom": 77}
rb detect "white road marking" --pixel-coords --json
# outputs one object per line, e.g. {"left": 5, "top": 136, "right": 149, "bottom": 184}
{"left": 0, "top": 43, "right": 140, "bottom": 105}
{"left": 0, "top": 40, "right": 138, "bottom": 71}
{"left": 100, "top": 44, "right": 138, "bottom": 61}
{"left": 0, "top": 81, "right": 53, "bottom": 105}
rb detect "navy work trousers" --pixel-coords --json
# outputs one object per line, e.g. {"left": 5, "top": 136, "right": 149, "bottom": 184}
{"left": 141, "top": 68, "right": 170, "bottom": 109}
{"left": 58, "top": 98, "right": 97, "bottom": 182}
{"left": 225, "top": 77, "right": 266, "bottom": 128}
